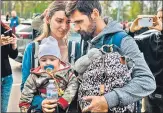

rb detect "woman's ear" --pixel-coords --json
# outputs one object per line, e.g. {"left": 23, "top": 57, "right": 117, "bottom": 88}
{"left": 44, "top": 15, "right": 50, "bottom": 24}
{"left": 91, "top": 8, "right": 100, "bottom": 20}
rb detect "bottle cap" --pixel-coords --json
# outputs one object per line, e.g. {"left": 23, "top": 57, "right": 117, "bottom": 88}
{"left": 49, "top": 79, "right": 54, "bottom": 83}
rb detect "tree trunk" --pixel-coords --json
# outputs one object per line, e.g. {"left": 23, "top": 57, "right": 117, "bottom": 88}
{"left": 140, "top": 1, "right": 144, "bottom": 14}
{"left": 8, "top": 1, "right": 12, "bottom": 13}
{"left": 20, "top": 1, "right": 24, "bottom": 17}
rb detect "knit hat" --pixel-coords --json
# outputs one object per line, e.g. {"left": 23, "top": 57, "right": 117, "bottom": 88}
{"left": 38, "top": 36, "right": 61, "bottom": 59}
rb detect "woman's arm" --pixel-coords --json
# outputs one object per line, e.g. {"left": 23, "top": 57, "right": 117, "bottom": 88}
{"left": 21, "top": 43, "right": 33, "bottom": 91}
{"left": 8, "top": 34, "right": 18, "bottom": 59}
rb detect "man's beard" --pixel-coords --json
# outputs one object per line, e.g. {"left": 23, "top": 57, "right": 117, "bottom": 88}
{"left": 78, "top": 21, "right": 96, "bottom": 41}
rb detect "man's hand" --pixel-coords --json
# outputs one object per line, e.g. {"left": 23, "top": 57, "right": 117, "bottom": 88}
{"left": 42, "top": 99, "right": 58, "bottom": 113}
{"left": 82, "top": 96, "right": 109, "bottom": 113}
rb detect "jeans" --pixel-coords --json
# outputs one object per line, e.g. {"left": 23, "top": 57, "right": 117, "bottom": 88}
{"left": 1, "top": 75, "right": 13, "bottom": 112}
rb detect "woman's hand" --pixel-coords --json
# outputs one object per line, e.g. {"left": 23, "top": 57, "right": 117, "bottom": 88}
{"left": 10, "top": 34, "right": 17, "bottom": 50}
{"left": 0, "top": 35, "right": 13, "bottom": 46}
{"left": 1, "top": 34, "right": 17, "bottom": 49}
{"left": 41, "top": 99, "right": 58, "bottom": 113}
{"left": 130, "top": 17, "right": 142, "bottom": 33}
{"left": 149, "top": 16, "right": 163, "bottom": 31}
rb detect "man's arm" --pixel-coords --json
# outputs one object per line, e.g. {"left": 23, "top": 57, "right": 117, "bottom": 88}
{"left": 104, "top": 36, "right": 156, "bottom": 108}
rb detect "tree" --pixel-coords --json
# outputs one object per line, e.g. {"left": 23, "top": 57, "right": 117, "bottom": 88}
{"left": 128, "top": 1, "right": 142, "bottom": 21}
{"left": 110, "top": 8, "right": 118, "bottom": 20}
{"left": 101, "top": 1, "right": 112, "bottom": 17}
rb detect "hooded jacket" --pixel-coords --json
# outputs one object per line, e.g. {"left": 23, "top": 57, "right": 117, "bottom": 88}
{"left": 79, "top": 20, "right": 156, "bottom": 108}
{"left": 19, "top": 61, "right": 78, "bottom": 111}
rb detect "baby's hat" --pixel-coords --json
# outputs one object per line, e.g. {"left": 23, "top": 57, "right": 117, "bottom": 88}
{"left": 38, "top": 36, "right": 61, "bottom": 59}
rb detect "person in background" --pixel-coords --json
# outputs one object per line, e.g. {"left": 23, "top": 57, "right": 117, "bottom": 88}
{"left": 6, "top": 12, "right": 10, "bottom": 22}
{"left": 142, "top": 7, "right": 163, "bottom": 113}
{"left": 1, "top": 21, "right": 18, "bottom": 112}
{"left": 10, "top": 10, "right": 20, "bottom": 33}
{"left": 129, "top": 7, "right": 163, "bottom": 37}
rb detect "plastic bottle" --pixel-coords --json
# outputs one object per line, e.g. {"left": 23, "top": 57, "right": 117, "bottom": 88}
{"left": 46, "top": 79, "right": 58, "bottom": 100}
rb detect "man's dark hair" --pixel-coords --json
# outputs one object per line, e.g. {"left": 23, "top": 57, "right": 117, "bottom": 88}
{"left": 66, "top": 0, "right": 102, "bottom": 17}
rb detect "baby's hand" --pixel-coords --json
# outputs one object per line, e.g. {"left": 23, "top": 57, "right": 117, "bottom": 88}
{"left": 20, "top": 106, "right": 28, "bottom": 113}
{"left": 42, "top": 99, "right": 58, "bottom": 113}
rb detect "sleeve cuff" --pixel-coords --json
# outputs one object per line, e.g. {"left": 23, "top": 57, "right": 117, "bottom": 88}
{"left": 19, "top": 102, "right": 30, "bottom": 108}
{"left": 104, "top": 91, "right": 119, "bottom": 108}
{"left": 58, "top": 97, "right": 69, "bottom": 110}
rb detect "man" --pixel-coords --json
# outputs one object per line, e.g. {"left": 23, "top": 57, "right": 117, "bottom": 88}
{"left": 10, "top": 11, "right": 20, "bottom": 28}
{"left": 10, "top": 11, "right": 20, "bottom": 33}
{"left": 66, "top": 1, "right": 156, "bottom": 113}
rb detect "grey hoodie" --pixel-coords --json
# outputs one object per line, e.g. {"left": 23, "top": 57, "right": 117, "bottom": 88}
{"left": 86, "top": 20, "right": 156, "bottom": 108}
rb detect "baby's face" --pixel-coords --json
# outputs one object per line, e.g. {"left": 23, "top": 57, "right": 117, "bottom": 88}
{"left": 39, "top": 55, "right": 60, "bottom": 72}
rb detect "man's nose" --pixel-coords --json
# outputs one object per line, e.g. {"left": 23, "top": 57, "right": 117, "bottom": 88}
{"left": 74, "top": 24, "right": 80, "bottom": 32}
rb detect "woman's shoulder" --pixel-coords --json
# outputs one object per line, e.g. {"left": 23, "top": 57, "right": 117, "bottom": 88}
{"left": 24, "top": 41, "right": 39, "bottom": 54}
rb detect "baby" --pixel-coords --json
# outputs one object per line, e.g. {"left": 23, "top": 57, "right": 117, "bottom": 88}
{"left": 19, "top": 36, "right": 78, "bottom": 112}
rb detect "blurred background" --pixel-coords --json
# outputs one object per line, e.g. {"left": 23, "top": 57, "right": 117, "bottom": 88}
{"left": 1, "top": 1, "right": 163, "bottom": 22}
{"left": 1, "top": 0, "right": 162, "bottom": 112}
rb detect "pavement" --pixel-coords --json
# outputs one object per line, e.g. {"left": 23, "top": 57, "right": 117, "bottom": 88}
{"left": 7, "top": 58, "right": 22, "bottom": 112}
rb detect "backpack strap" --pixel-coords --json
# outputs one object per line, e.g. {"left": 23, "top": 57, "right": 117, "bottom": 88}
{"left": 105, "top": 31, "right": 128, "bottom": 48}
{"left": 31, "top": 41, "right": 41, "bottom": 68}
{"left": 71, "top": 41, "right": 76, "bottom": 64}
{"left": 68, "top": 40, "right": 81, "bottom": 65}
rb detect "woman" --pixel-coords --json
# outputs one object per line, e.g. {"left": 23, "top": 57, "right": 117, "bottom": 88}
{"left": 1, "top": 21, "right": 18, "bottom": 112}
{"left": 21, "top": 1, "right": 70, "bottom": 90}
{"left": 21, "top": 1, "right": 73, "bottom": 113}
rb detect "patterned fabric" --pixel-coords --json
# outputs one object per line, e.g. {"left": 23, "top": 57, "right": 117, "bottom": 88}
{"left": 78, "top": 48, "right": 135, "bottom": 113}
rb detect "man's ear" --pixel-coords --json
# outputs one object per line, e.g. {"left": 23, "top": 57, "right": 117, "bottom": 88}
{"left": 91, "top": 8, "right": 100, "bottom": 20}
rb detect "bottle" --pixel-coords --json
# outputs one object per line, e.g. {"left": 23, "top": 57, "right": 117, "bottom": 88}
{"left": 46, "top": 80, "right": 58, "bottom": 100}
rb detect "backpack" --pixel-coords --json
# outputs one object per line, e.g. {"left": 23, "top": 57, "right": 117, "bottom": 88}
{"left": 76, "top": 32, "right": 136, "bottom": 113}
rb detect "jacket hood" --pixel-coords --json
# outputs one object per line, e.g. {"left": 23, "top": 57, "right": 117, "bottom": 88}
{"left": 91, "top": 18, "right": 124, "bottom": 43}
{"left": 30, "top": 61, "right": 71, "bottom": 77}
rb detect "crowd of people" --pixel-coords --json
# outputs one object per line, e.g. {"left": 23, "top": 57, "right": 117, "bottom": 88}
{"left": 1, "top": 0, "right": 163, "bottom": 113}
